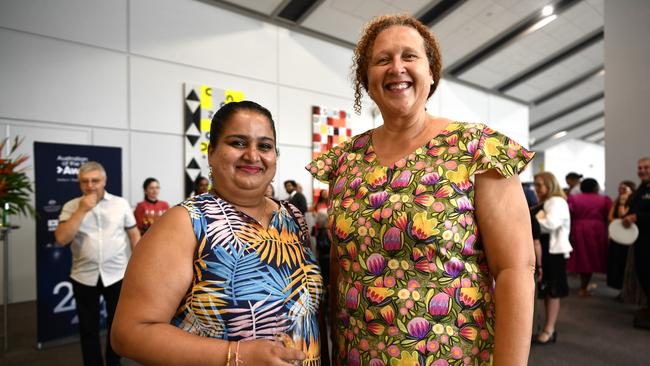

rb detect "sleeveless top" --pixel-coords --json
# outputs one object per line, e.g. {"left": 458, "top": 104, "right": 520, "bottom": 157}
{"left": 307, "top": 122, "right": 533, "bottom": 366}
{"left": 172, "top": 194, "right": 323, "bottom": 365}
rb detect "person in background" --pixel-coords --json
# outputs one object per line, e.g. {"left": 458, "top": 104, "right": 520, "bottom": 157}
{"left": 565, "top": 172, "right": 583, "bottom": 196}
{"left": 567, "top": 178, "right": 612, "bottom": 297}
{"left": 523, "top": 182, "right": 539, "bottom": 207}
{"left": 312, "top": 190, "right": 330, "bottom": 286}
{"left": 531, "top": 201, "right": 544, "bottom": 334}
{"left": 623, "top": 157, "right": 650, "bottom": 328}
{"left": 54, "top": 161, "right": 141, "bottom": 366}
{"left": 193, "top": 175, "right": 210, "bottom": 196}
{"left": 111, "top": 101, "right": 327, "bottom": 365}
{"left": 265, "top": 183, "right": 275, "bottom": 199}
{"left": 532, "top": 171, "right": 572, "bottom": 345}
{"left": 134, "top": 177, "right": 170, "bottom": 235}
{"left": 307, "top": 14, "right": 535, "bottom": 365}
{"left": 607, "top": 180, "right": 636, "bottom": 291}
{"left": 285, "top": 179, "right": 308, "bottom": 214}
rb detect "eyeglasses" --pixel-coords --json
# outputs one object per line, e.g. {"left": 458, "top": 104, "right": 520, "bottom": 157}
{"left": 79, "top": 178, "right": 103, "bottom": 185}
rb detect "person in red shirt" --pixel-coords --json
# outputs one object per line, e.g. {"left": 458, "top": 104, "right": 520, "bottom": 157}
{"left": 134, "top": 177, "right": 169, "bottom": 235}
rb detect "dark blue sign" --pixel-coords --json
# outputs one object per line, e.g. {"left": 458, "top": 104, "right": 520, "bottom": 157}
{"left": 33, "top": 142, "right": 122, "bottom": 345}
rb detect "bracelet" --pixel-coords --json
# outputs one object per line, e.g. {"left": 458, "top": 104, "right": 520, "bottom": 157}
{"left": 226, "top": 341, "right": 233, "bottom": 366}
{"left": 235, "top": 341, "right": 242, "bottom": 366}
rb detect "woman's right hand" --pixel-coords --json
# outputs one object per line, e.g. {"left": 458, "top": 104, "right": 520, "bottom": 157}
{"left": 236, "top": 339, "right": 305, "bottom": 366}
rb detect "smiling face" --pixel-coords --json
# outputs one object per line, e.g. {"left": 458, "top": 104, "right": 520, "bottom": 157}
{"left": 367, "top": 25, "right": 433, "bottom": 118}
{"left": 145, "top": 180, "right": 160, "bottom": 201}
{"left": 208, "top": 110, "right": 277, "bottom": 201}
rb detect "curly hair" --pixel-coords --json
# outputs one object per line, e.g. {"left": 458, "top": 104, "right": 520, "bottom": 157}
{"left": 352, "top": 14, "right": 443, "bottom": 114}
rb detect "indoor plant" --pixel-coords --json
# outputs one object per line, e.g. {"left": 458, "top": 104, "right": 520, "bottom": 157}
{"left": 0, "top": 136, "right": 35, "bottom": 226}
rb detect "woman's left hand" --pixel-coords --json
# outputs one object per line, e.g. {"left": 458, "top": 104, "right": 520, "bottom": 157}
{"left": 237, "top": 339, "right": 306, "bottom": 366}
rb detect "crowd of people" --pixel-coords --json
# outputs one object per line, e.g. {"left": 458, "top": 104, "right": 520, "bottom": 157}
{"left": 51, "top": 13, "right": 649, "bottom": 366}
{"left": 527, "top": 166, "right": 650, "bottom": 346}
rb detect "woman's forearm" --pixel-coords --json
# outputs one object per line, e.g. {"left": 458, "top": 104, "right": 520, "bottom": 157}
{"left": 112, "top": 322, "right": 229, "bottom": 365}
{"left": 492, "top": 266, "right": 535, "bottom": 366}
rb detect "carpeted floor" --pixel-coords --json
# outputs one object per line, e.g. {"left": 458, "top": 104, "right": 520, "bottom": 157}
{"left": 1, "top": 274, "right": 649, "bottom": 365}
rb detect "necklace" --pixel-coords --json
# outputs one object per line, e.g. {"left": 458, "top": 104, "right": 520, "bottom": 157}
{"left": 211, "top": 189, "right": 273, "bottom": 226}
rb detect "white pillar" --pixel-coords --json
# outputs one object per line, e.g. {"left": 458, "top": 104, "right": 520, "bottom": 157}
{"left": 604, "top": 0, "right": 650, "bottom": 197}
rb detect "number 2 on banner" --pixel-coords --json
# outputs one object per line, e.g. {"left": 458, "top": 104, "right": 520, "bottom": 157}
{"left": 53, "top": 281, "right": 79, "bottom": 324}
{"left": 53, "top": 281, "right": 107, "bottom": 325}
{"left": 53, "top": 282, "right": 75, "bottom": 313}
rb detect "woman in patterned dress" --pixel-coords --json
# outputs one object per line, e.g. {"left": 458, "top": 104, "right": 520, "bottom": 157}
{"left": 112, "top": 101, "right": 326, "bottom": 365}
{"left": 307, "top": 15, "right": 535, "bottom": 366}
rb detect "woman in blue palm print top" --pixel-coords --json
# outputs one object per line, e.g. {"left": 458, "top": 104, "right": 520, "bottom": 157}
{"left": 111, "top": 101, "right": 326, "bottom": 366}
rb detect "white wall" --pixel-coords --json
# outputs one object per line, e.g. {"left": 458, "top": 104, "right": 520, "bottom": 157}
{"left": 428, "top": 80, "right": 532, "bottom": 181}
{"left": 604, "top": 0, "right": 650, "bottom": 198}
{"left": 543, "top": 139, "right": 606, "bottom": 190}
{"left": 0, "top": 0, "right": 529, "bottom": 303}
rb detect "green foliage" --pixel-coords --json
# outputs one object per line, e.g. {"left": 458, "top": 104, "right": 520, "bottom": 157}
{"left": 0, "top": 136, "right": 36, "bottom": 218}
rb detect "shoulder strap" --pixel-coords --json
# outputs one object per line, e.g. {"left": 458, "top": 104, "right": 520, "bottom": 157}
{"left": 284, "top": 201, "right": 311, "bottom": 247}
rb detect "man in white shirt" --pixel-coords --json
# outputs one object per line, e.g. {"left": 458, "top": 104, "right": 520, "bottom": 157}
{"left": 54, "top": 161, "right": 140, "bottom": 366}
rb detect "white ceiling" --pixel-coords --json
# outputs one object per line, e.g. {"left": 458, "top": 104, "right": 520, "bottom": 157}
{"left": 208, "top": 0, "right": 605, "bottom": 150}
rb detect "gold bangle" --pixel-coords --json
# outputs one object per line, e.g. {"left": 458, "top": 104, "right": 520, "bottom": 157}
{"left": 226, "top": 341, "right": 232, "bottom": 366}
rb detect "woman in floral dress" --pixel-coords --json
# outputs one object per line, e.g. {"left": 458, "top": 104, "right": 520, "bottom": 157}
{"left": 307, "top": 15, "right": 535, "bottom": 366}
{"left": 113, "top": 101, "right": 325, "bottom": 365}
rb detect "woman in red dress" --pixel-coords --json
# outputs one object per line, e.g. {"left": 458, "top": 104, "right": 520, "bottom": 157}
{"left": 567, "top": 178, "right": 612, "bottom": 297}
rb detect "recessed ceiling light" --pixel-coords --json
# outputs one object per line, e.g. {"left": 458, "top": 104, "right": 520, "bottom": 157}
{"left": 528, "top": 14, "right": 557, "bottom": 33}
{"left": 542, "top": 5, "right": 554, "bottom": 16}
{"left": 552, "top": 130, "right": 568, "bottom": 139}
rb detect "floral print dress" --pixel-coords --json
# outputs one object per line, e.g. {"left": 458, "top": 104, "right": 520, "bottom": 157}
{"left": 307, "top": 122, "right": 533, "bottom": 366}
{"left": 171, "top": 194, "right": 323, "bottom": 366}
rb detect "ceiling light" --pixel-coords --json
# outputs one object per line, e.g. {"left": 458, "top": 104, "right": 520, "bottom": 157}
{"left": 552, "top": 130, "right": 568, "bottom": 139}
{"left": 528, "top": 14, "right": 557, "bottom": 33}
{"left": 542, "top": 5, "right": 554, "bottom": 16}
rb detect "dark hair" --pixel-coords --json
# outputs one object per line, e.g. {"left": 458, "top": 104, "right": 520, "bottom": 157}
{"left": 284, "top": 180, "right": 297, "bottom": 187}
{"left": 620, "top": 180, "right": 636, "bottom": 192}
{"left": 352, "top": 14, "right": 442, "bottom": 114}
{"left": 580, "top": 178, "right": 599, "bottom": 193}
{"left": 316, "top": 189, "right": 328, "bottom": 204}
{"left": 143, "top": 177, "right": 158, "bottom": 190}
{"left": 565, "top": 172, "right": 583, "bottom": 180}
{"left": 142, "top": 177, "right": 159, "bottom": 200}
{"left": 209, "top": 100, "right": 277, "bottom": 149}
{"left": 194, "top": 175, "right": 208, "bottom": 187}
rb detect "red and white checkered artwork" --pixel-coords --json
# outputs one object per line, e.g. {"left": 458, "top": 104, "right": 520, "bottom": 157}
{"left": 311, "top": 105, "right": 352, "bottom": 201}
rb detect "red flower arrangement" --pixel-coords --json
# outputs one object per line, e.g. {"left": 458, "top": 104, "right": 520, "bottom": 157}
{"left": 0, "top": 137, "right": 35, "bottom": 225}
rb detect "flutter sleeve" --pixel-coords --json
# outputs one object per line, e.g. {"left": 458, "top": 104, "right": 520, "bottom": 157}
{"left": 305, "top": 139, "right": 352, "bottom": 184}
{"left": 473, "top": 124, "right": 535, "bottom": 178}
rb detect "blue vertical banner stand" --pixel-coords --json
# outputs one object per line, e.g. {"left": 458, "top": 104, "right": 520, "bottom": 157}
{"left": 33, "top": 142, "right": 122, "bottom": 347}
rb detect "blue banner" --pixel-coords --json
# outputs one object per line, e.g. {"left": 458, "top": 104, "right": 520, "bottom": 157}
{"left": 33, "top": 142, "right": 122, "bottom": 345}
